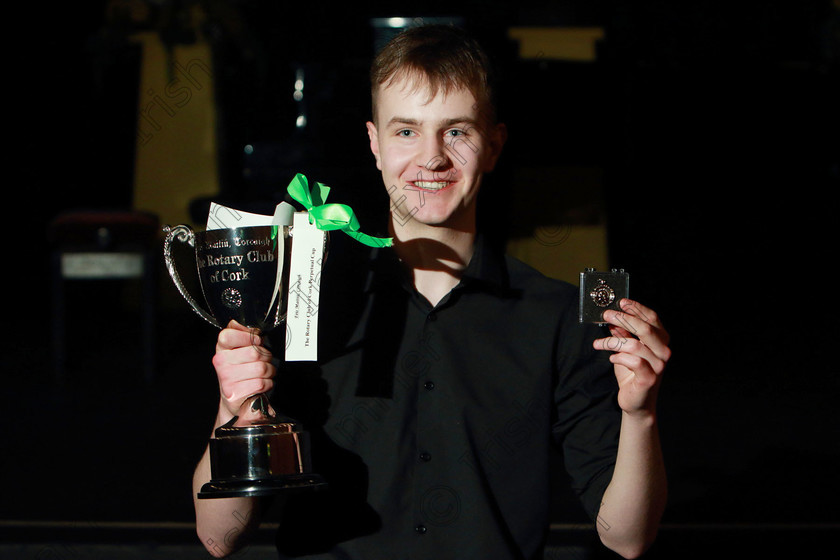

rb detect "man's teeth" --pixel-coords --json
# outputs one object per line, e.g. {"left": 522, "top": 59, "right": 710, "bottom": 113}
{"left": 415, "top": 181, "right": 449, "bottom": 190}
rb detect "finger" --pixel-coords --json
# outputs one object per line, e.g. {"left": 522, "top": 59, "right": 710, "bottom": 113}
{"left": 610, "top": 341, "right": 665, "bottom": 376}
{"left": 594, "top": 335, "right": 666, "bottom": 375}
{"left": 227, "top": 359, "right": 275, "bottom": 380}
{"left": 217, "top": 326, "right": 264, "bottom": 351}
{"left": 618, "top": 299, "right": 665, "bottom": 330}
{"left": 225, "top": 319, "right": 263, "bottom": 336}
{"left": 220, "top": 344, "right": 274, "bottom": 366}
{"left": 603, "top": 307, "right": 671, "bottom": 362}
{"left": 607, "top": 324, "right": 633, "bottom": 341}
{"left": 226, "top": 319, "right": 247, "bottom": 330}
{"left": 593, "top": 325, "right": 637, "bottom": 352}
{"left": 617, "top": 299, "right": 670, "bottom": 347}
{"left": 215, "top": 358, "right": 275, "bottom": 390}
{"left": 221, "top": 377, "right": 275, "bottom": 408}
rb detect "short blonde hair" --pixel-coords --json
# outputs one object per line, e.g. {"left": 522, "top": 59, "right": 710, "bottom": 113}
{"left": 370, "top": 24, "right": 497, "bottom": 127}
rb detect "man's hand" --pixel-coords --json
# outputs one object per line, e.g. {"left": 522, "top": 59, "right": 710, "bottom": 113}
{"left": 594, "top": 299, "right": 671, "bottom": 417}
{"left": 212, "top": 320, "right": 276, "bottom": 420}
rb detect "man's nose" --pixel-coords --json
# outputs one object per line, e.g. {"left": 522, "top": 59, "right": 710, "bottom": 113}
{"left": 416, "top": 136, "right": 451, "bottom": 171}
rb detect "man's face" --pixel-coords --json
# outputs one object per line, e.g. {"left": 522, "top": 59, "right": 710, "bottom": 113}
{"left": 367, "top": 76, "right": 504, "bottom": 232}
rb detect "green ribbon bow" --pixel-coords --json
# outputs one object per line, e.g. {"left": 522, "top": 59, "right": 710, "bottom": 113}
{"left": 286, "top": 173, "right": 393, "bottom": 248}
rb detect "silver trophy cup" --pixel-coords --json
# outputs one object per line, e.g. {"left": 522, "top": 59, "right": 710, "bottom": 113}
{"left": 163, "top": 224, "right": 326, "bottom": 498}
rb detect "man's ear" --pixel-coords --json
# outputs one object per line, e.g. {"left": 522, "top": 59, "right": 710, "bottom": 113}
{"left": 366, "top": 121, "right": 382, "bottom": 170}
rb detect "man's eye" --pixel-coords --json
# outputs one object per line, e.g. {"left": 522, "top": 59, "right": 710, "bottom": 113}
{"left": 446, "top": 129, "right": 465, "bottom": 138}
{"left": 398, "top": 129, "right": 414, "bottom": 137}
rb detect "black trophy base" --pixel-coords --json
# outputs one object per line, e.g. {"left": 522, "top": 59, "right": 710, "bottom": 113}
{"left": 198, "top": 473, "right": 328, "bottom": 499}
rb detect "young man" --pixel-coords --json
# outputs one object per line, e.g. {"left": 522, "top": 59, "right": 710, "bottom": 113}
{"left": 195, "top": 24, "right": 669, "bottom": 559}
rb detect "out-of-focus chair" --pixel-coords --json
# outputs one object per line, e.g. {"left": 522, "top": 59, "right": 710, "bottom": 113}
{"left": 49, "top": 209, "right": 159, "bottom": 385}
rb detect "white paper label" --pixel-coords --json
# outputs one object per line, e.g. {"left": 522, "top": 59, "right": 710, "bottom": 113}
{"left": 61, "top": 253, "right": 144, "bottom": 279}
{"left": 285, "top": 212, "right": 325, "bottom": 361}
{"left": 206, "top": 201, "right": 295, "bottom": 230}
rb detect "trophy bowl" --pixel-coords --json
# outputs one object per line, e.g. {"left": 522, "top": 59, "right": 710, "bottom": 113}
{"left": 163, "top": 223, "right": 326, "bottom": 498}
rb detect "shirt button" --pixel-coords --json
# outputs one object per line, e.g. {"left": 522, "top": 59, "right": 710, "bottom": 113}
{"left": 415, "top": 524, "right": 427, "bottom": 534}
{"left": 419, "top": 452, "right": 432, "bottom": 462}
{"left": 424, "top": 381, "right": 435, "bottom": 390}
{"left": 427, "top": 312, "right": 437, "bottom": 322}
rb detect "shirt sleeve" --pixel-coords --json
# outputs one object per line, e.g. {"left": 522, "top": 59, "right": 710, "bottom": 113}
{"left": 551, "top": 317, "right": 621, "bottom": 521}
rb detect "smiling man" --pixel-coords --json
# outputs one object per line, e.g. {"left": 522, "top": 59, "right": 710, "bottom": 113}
{"left": 195, "top": 24, "right": 670, "bottom": 560}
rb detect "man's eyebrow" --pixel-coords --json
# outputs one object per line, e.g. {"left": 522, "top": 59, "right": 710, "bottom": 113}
{"left": 441, "top": 117, "right": 479, "bottom": 128}
{"left": 385, "top": 116, "right": 479, "bottom": 128}
{"left": 385, "top": 117, "right": 420, "bottom": 128}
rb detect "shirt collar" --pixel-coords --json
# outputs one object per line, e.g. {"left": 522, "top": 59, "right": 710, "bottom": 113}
{"left": 458, "top": 233, "right": 509, "bottom": 290}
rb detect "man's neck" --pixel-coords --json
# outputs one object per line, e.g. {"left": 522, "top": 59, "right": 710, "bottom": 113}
{"left": 389, "top": 218, "right": 476, "bottom": 307}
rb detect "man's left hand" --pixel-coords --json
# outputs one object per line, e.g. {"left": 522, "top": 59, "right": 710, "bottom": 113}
{"left": 594, "top": 299, "right": 671, "bottom": 417}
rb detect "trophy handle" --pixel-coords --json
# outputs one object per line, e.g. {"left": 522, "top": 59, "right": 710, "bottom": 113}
{"left": 163, "top": 224, "right": 221, "bottom": 328}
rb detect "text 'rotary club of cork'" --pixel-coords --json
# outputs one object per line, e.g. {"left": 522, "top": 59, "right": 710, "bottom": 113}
{"left": 198, "top": 236, "right": 275, "bottom": 283}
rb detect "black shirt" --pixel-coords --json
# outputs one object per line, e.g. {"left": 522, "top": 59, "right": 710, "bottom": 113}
{"left": 272, "top": 234, "right": 620, "bottom": 559}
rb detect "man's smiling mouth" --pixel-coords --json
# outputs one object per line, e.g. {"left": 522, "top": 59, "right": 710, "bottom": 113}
{"left": 411, "top": 181, "right": 452, "bottom": 191}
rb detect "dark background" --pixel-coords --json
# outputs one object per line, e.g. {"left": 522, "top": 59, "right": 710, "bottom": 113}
{"left": 4, "top": 0, "right": 839, "bottom": 558}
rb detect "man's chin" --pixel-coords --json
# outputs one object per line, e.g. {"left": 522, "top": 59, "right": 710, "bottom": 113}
{"left": 404, "top": 207, "right": 477, "bottom": 231}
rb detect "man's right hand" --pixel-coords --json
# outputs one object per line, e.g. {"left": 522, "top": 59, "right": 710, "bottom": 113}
{"left": 212, "top": 320, "right": 276, "bottom": 420}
